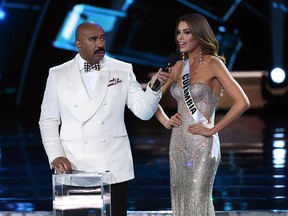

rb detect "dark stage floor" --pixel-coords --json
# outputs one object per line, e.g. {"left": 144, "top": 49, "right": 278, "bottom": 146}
{"left": 0, "top": 104, "right": 287, "bottom": 212}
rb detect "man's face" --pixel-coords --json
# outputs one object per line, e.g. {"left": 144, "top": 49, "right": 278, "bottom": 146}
{"left": 76, "top": 24, "right": 106, "bottom": 63}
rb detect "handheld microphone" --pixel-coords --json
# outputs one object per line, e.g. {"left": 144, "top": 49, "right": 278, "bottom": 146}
{"left": 152, "top": 52, "right": 181, "bottom": 91}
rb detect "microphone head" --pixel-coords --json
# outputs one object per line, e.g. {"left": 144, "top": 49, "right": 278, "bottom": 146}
{"left": 163, "top": 52, "right": 181, "bottom": 71}
{"left": 152, "top": 52, "right": 181, "bottom": 91}
{"left": 167, "top": 52, "right": 181, "bottom": 66}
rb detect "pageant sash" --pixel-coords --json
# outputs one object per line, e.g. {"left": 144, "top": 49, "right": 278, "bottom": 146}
{"left": 181, "top": 59, "right": 219, "bottom": 160}
{"left": 181, "top": 59, "right": 207, "bottom": 123}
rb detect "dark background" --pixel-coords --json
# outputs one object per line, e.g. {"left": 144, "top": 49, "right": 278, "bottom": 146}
{"left": 0, "top": 0, "right": 287, "bottom": 115}
{"left": 0, "top": 1, "right": 288, "bottom": 212}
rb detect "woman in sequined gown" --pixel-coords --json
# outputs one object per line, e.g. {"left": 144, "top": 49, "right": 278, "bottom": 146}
{"left": 154, "top": 13, "right": 250, "bottom": 216}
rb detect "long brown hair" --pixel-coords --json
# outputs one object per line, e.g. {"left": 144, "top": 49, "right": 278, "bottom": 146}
{"left": 175, "top": 13, "right": 226, "bottom": 63}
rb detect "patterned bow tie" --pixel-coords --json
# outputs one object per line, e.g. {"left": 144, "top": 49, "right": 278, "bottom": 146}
{"left": 84, "top": 61, "right": 101, "bottom": 72}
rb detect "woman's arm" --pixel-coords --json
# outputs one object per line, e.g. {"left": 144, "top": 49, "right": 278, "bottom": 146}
{"left": 154, "top": 105, "right": 182, "bottom": 129}
{"left": 154, "top": 60, "right": 183, "bottom": 129}
{"left": 188, "top": 58, "right": 250, "bottom": 136}
{"left": 211, "top": 58, "right": 250, "bottom": 134}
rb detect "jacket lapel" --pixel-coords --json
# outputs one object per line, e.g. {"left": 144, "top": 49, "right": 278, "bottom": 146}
{"left": 69, "top": 55, "right": 111, "bottom": 122}
{"left": 83, "top": 68, "right": 110, "bottom": 122}
{"left": 70, "top": 58, "right": 90, "bottom": 100}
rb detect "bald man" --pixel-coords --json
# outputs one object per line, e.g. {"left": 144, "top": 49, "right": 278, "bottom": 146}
{"left": 39, "top": 21, "right": 169, "bottom": 215}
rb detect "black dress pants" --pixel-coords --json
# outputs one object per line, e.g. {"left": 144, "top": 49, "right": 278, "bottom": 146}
{"left": 109, "top": 181, "right": 128, "bottom": 216}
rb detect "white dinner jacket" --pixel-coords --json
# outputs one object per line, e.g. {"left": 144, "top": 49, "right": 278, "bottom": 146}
{"left": 39, "top": 54, "right": 161, "bottom": 184}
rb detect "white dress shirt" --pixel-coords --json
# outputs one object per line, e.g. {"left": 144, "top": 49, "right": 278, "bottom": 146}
{"left": 78, "top": 55, "right": 101, "bottom": 98}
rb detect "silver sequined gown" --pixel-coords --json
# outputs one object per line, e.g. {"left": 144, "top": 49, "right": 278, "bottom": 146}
{"left": 169, "top": 82, "right": 221, "bottom": 216}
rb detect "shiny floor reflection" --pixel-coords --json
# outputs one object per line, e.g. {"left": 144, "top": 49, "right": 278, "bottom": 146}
{"left": 0, "top": 106, "right": 287, "bottom": 211}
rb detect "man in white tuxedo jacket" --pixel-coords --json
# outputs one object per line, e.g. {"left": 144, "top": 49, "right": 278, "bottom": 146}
{"left": 39, "top": 21, "right": 169, "bottom": 215}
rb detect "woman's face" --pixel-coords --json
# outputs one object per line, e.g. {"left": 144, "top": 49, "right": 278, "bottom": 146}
{"left": 176, "top": 21, "right": 199, "bottom": 54}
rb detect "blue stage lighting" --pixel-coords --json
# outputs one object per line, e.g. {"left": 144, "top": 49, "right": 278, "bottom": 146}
{"left": 0, "top": 9, "right": 6, "bottom": 20}
{"left": 53, "top": 4, "right": 126, "bottom": 52}
{"left": 262, "top": 66, "right": 288, "bottom": 103}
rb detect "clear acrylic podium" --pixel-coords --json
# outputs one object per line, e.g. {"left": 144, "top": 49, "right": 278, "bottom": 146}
{"left": 52, "top": 171, "right": 111, "bottom": 216}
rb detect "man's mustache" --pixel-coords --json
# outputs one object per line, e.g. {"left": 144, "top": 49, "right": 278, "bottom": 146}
{"left": 94, "top": 47, "right": 105, "bottom": 54}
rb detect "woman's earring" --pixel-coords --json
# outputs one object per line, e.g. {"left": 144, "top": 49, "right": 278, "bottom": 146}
{"left": 199, "top": 45, "right": 203, "bottom": 65}
{"left": 182, "top": 52, "right": 186, "bottom": 62}
{"left": 182, "top": 52, "right": 188, "bottom": 62}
